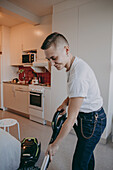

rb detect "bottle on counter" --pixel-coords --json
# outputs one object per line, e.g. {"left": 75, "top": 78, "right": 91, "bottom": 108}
{"left": 38, "top": 77, "right": 41, "bottom": 84}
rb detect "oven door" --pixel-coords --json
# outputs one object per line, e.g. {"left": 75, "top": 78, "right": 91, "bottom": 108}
{"left": 29, "top": 91, "right": 43, "bottom": 111}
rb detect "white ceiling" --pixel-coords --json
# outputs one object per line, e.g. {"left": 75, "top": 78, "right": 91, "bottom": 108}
{"left": 8, "top": 0, "right": 66, "bottom": 17}
{"left": 0, "top": 0, "right": 67, "bottom": 27}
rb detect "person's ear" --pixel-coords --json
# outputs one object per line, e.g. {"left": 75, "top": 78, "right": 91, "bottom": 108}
{"left": 64, "top": 46, "right": 69, "bottom": 55}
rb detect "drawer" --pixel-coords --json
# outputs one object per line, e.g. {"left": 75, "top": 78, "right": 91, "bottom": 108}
{"left": 29, "top": 108, "right": 44, "bottom": 119}
{"left": 15, "top": 85, "right": 29, "bottom": 92}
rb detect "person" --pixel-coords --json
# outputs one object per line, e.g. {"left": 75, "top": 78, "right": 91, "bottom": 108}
{"left": 41, "top": 32, "right": 106, "bottom": 170}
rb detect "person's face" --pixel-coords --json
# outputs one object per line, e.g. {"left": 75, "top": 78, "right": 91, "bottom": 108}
{"left": 44, "top": 44, "right": 69, "bottom": 70}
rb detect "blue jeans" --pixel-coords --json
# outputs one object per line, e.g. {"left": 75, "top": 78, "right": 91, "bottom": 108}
{"left": 72, "top": 107, "right": 106, "bottom": 170}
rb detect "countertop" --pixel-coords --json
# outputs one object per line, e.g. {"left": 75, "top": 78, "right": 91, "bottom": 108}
{"left": 3, "top": 81, "right": 51, "bottom": 88}
{"left": 3, "top": 81, "right": 29, "bottom": 86}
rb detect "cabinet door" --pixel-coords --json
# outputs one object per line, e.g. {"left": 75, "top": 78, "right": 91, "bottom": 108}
{"left": 22, "top": 24, "right": 37, "bottom": 51}
{"left": 10, "top": 26, "right": 23, "bottom": 65}
{"left": 3, "top": 83, "right": 29, "bottom": 114}
{"left": 15, "top": 90, "right": 28, "bottom": 114}
{"left": 44, "top": 88, "right": 52, "bottom": 121}
{"left": 15, "top": 85, "right": 29, "bottom": 114}
{"left": 22, "top": 21, "right": 52, "bottom": 59}
{"left": 3, "top": 83, "right": 16, "bottom": 109}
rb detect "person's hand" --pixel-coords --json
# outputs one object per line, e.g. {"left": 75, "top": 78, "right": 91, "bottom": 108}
{"left": 57, "top": 104, "right": 66, "bottom": 115}
{"left": 46, "top": 143, "right": 59, "bottom": 162}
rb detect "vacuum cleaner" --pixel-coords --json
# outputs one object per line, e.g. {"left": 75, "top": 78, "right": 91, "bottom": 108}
{"left": 19, "top": 109, "right": 67, "bottom": 170}
{"left": 41, "top": 109, "right": 67, "bottom": 170}
{"left": 20, "top": 137, "right": 41, "bottom": 168}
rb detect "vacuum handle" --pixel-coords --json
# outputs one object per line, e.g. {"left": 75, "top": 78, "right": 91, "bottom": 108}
{"left": 52, "top": 109, "right": 65, "bottom": 130}
{"left": 41, "top": 110, "right": 67, "bottom": 170}
{"left": 40, "top": 154, "right": 50, "bottom": 170}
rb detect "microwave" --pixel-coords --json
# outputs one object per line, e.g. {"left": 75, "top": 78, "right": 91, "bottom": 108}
{"left": 22, "top": 53, "right": 36, "bottom": 64}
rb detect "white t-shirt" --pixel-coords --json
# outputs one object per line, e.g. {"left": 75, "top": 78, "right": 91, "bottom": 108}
{"left": 67, "top": 56, "right": 103, "bottom": 113}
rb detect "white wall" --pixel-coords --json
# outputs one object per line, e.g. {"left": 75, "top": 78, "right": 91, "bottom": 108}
{"left": 108, "top": 23, "right": 113, "bottom": 138}
{"left": 78, "top": 0, "right": 113, "bottom": 139}
{"left": 51, "top": 5, "right": 79, "bottom": 116}
{"left": 52, "top": 0, "right": 113, "bottom": 140}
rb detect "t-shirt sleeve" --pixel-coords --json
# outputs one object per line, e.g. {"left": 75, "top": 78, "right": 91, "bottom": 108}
{"left": 67, "top": 75, "right": 89, "bottom": 98}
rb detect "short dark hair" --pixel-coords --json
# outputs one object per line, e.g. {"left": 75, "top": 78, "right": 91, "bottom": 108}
{"left": 41, "top": 32, "right": 69, "bottom": 50}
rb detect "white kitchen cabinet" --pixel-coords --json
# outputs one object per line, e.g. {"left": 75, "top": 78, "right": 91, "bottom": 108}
{"left": 3, "top": 83, "right": 29, "bottom": 115}
{"left": 44, "top": 87, "right": 52, "bottom": 122}
{"left": 14, "top": 85, "right": 29, "bottom": 114}
{"left": 22, "top": 24, "right": 37, "bottom": 51}
{"left": 3, "top": 83, "right": 16, "bottom": 109}
{"left": 10, "top": 26, "right": 23, "bottom": 65}
{"left": 10, "top": 15, "right": 52, "bottom": 64}
{"left": 22, "top": 16, "right": 52, "bottom": 59}
{"left": 10, "top": 24, "right": 38, "bottom": 63}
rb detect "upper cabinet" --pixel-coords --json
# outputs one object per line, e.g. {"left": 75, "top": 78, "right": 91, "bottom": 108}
{"left": 22, "top": 24, "right": 38, "bottom": 51}
{"left": 10, "top": 25, "right": 23, "bottom": 65}
{"left": 10, "top": 15, "right": 52, "bottom": 65}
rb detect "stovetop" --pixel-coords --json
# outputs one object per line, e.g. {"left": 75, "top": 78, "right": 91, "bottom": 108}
{"left": 29, "top": 84, "right": 45, "bottom": 93}
{"left": 31, "top": 83, "right": 48, "bottom": 86}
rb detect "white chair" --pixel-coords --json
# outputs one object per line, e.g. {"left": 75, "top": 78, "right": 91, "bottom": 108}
{"left": 0, "top": 118, "right": 20, "bottom": 140}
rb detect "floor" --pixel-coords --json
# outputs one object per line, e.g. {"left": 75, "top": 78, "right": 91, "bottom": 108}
{"left": 0, "top": 110, "right": 113, "bottom": 170}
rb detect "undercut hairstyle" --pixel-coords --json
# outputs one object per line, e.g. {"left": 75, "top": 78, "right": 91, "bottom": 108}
{"left": 41, "top": 32, "right": 69, "bottom": 50}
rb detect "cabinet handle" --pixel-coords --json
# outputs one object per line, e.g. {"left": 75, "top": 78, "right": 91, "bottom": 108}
{"left": 17, "top": 87, "right": 23, "bottom": 90}
{"left": 15, "top": 89, "right": 28, "bottom": 92}
{"left": 16, "top": 89, "right": 23, "bottom": 92}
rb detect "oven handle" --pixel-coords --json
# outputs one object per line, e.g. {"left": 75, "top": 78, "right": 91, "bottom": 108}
{"left": 30, "top": 92, "right": 42, "bottom": 97}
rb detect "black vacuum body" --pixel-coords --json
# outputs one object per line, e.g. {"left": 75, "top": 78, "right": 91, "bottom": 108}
{"left": 20, "top": 137, "right": 41, "bottom": 168}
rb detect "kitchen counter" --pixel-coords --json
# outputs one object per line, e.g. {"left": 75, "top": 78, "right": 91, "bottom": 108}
{"left": 3, "top": 81, "right": 51, "bottom": 88}
{"left": 3, "top": 82, "right": 52, "bottom": 124}
{"left": 3, "top": 81, "right": 29, "bottom": 86}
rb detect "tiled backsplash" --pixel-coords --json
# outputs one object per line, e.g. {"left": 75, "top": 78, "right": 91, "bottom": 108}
{"left": 19, "top": 66, "right": 51, "bottom": 85}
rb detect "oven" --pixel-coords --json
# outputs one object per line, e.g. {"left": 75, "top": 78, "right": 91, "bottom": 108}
{"left": 30, "top": 91, "right": 43, "bottom": 110}
{"left": 29, "top": 85, "right": 46, "bottom": 125}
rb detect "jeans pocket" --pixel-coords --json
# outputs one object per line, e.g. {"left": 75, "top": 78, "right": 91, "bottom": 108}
{"left": 80, "top": 118, "right": 96, "bottom": 139}
{"left": 93, "top": 115, "right": 106, "bottom": 136}
{"left": 100, "top": 116, "right": 106, "bottom": 134}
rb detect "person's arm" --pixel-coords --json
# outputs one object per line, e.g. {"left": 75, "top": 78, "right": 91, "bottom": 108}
{"left": 47, "top": 97, "right": 84, "bottom": 161}
{"left": 57, "top": 97, "right": 69, "bottom": 114}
